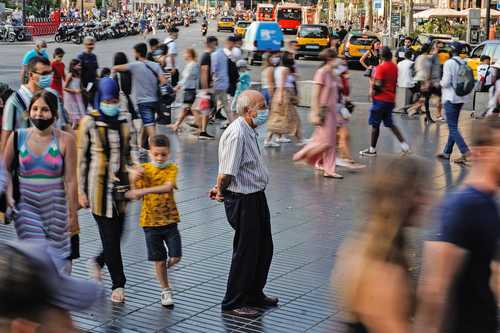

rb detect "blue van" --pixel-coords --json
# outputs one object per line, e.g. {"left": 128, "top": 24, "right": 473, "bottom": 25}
{"left": 242, "top": 22, "right": 284, "bottom": 65}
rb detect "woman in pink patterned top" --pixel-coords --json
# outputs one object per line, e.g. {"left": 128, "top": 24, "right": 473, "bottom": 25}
{"left": 293, "top": 49, "right": 342, "bottom": 179}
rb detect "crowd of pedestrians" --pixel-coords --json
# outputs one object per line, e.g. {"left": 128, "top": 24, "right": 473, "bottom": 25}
{"left": 0, "top": 15, "right": 500, "bottom": 333}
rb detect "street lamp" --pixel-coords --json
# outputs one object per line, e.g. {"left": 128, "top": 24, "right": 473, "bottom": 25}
{"left": 485, "top": 0, "right": 491, "bottom": 40}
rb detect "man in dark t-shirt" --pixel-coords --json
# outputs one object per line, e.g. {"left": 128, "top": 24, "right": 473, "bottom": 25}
{"left": 197, "top": 36, "right": 218, "bottom": 131}
{"left": 77, "top": 37, "right": 99, "bottom": 108}
{"left": 416, "top": 115, "right": 500, "bottom": 333}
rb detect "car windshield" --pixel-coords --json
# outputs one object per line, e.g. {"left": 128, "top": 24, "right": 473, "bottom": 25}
{"left": 221, "top": 18, "right": 232, "bottom": 22}
{"left": 299, "top": 26, "right": 329, "bottom": 38}
{"left": 350, "top": 35, "right": 378, "bottom": 46}
{"left": 238, "top": 22, "right": 250, "bottom": 27}
{"left": 277, "top": 8, "right": 301, "bottom": 20}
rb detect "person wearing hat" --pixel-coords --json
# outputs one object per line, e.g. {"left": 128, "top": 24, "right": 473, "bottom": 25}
{"left": 0, "top": 240, "right": 102, "bottom": 332}
{"left": 230, "top": 59, "right": 252, "bottom": 114}
{"left": 437, "top": 42, "right": 471, "bottom": 165}
{"left": 78, "top": 77, "right": 138, "bottom": 303}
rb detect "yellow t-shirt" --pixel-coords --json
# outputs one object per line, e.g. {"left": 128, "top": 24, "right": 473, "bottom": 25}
{"left": 135, "top": 162, "right": 180, "bottom": 228}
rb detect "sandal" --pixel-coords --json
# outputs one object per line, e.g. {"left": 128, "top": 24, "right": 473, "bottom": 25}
{"left": 323, "top": 172, "right": 343, "bottom": 179}
{"left": 111, "top": 288, "right": 125, "bottom": 303}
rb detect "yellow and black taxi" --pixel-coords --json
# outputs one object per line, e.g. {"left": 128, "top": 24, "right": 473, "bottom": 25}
{"left": 217, "top": 17, "right": 235, "bottom": 32}
{"left": 429, "top": 39, "right": 472, "bottom": 65}
{"left": 295, "top": 24, "right": 331, "bottom": 59}
{"left": 235, "top": 21, "right": 251, "bottom": 37}
{"left": 338, "top": 31, "right": 380, "bottom": 65}
{"left": 467, "top": 39, "right": 500, "bottom": 78}
{"left": 412, "top": 33, "right": 453, "bottom": 51}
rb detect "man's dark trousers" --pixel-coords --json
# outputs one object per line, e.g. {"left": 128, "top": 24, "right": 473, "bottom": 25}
{"left": 221, "top": 191, "right": 273, "bottom": 310}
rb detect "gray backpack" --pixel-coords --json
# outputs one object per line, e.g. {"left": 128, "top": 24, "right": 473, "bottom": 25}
{"left": 452, "top": 58, "right": 475, "bottom": 97}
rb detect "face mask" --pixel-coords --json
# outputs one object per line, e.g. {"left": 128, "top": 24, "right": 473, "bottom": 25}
{"left": 100, "top": 102, "right": 120, "bottom": 117}
{"left": 252, "top": 109, "right": 269, "bottom": 127}
{"left": 37, "top": 74, "right": 53, "bottom": 89}
{"left": 270, "top": 57, "right": 280, "bottom": 66}
{"left": 30, "top": 117, "right": 54, "bottom": 131}
{"left": 152, "top": 160, "right": 169, "bottom": 169}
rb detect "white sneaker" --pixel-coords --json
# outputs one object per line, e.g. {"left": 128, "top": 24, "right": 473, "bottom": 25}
{"left": 264, "top": 140, "right": 280, "bottom": 148}
{"left": 161, "top": 288, "right": 174, "bottom": 307}
{"left": 336, "top": 158, "right": 366, "bottom": 169}
{"left": 276, "top": 137, "right": 292, "bottom": 143}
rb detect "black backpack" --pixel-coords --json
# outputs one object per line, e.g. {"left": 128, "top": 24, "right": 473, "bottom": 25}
{"left": 452, "top": 58, "right": 475, "bottom": 97}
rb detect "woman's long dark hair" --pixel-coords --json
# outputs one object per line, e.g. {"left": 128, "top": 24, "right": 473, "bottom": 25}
{"left": 69, "top": 59, "right": 81, "bottom": 77}
{"left": 112, "top": 52, "right": 132, "bottom": 95}
{"left": 281, "top": 51, "right": 296, "bottom": 74}
{"left": 29, "top": 90, "right": 59, "bottom": 119}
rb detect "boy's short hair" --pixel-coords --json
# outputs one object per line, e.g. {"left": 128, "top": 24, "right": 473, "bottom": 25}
{"left": 480, "top": 55, "right": 491, "bottom": 62}
{"left": 54, "top": 47, "right": 65, "bottom": 56}
{"left": 150, "top": 134, "right": 170, "bottom": 148}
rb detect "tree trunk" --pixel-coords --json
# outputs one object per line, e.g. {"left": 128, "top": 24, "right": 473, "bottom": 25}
{"left": 408, "top": 0, "right": 413, "bottom": 33}
{"left": 367, "top": 0, "right": 373, "bottom": 30}
{"left": 316, "top": 0, "right": 323, "bottom": 23}
{"left": 328, "top": 0, "right": 335, "bottom": 25}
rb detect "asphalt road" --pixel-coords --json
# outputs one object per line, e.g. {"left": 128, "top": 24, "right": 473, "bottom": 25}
{"left": 0, "top": 20, "right": 372, "bottom": 103}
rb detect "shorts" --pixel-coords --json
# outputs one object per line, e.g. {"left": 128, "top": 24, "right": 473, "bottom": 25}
{"left": 68, "top": 234, "right": 80, "bottom": 260}
{"left": 137, "top": 102, "right": 157, "bottom": 127}
{"left": 183, "top": 89, "right": 197, "bottom": 106}
{"left": 143, "top": 224, "right": 182, "bottom": 261}
{"left": 369, "top": 100, "right": 395, "bottom": 128}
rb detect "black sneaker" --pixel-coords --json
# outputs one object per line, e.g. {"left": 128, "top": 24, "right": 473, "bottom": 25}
{"left": 198, "top": 132, "right": 215, "bottom": 140}
{"left": 436, "top": 153, "right": 450, "bottom": 161}
{"left": 359, "top": 148, "right": 377, "bottom": 157}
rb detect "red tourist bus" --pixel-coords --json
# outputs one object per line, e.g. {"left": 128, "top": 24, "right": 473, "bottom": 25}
{"left": 276, "top": 3, "right": 302, "bottom": 33}
{"left": 256, "top": 4, "right": 275, "bottom": 21}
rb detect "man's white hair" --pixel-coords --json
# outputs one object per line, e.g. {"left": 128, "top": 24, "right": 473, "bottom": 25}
{"left": 83, "top": 36, "right": 96, "bottom": 44}
{"left": 35, "top": 39, "right": 47, "bottom": 47}
{"left": 236, "top": 94, "right": 253, "bottom": 116}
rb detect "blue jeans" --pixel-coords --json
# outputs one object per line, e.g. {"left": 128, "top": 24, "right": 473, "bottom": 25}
{"left": 443, "top": 101, "right": 469, "bottom": 155}
{"left": 137, "top": 102, "right": 157, "bottom": 127}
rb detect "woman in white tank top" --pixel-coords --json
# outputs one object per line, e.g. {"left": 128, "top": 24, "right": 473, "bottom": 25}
{"left": 265, "top": 52, "right": 303, "bottom": 147}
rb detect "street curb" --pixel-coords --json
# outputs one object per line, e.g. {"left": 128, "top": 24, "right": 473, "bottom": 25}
{"left": 0, "top": 39, "right": 56, "bottom": 45}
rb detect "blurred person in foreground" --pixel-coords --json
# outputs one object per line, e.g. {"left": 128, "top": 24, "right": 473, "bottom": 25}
{"left": 333, "top": 156, "right": 430, "bottom": 333}
{"left": 0, "top": 240, "right": 102, "bottom": 333}
{"left": 415, "top": 115, "right": 500, "bottom": 333}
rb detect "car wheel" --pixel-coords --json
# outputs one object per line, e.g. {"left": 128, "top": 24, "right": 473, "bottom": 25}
{"left": 294, "top": 54, "right": 300, "bottom": 60}
{"left": 55, "top": 33, "right": 62, "bottom": 43}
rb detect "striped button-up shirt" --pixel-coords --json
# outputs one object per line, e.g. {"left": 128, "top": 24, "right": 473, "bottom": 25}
{"left": 77, "top": 111, "right": 138, "bottom": 218}
{"left": 218, "top": 117, "right": 269, "bottom": 194}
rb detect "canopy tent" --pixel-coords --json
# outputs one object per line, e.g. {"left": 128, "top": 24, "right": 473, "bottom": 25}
{"left": 414, "top": 8, "right": 462, "bottom": 19}
{"left": 459, "top": 8, "right": 500, "bottom": 17}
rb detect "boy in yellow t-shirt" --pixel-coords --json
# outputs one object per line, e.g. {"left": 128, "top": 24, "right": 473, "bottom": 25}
{"left": 126, "top": 134, "right": 181, "bottom": 307}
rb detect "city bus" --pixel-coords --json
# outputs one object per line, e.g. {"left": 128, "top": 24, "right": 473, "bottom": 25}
{"left": 256, "top": 4, "right": 275, "bottom": 21}
{"left": 276, "top": 3, "right": 302, "bottom": 33}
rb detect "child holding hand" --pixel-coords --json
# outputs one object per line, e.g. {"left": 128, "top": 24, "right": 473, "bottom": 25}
{"left": 127, "top": 134, "right": 182, "bottom": 307}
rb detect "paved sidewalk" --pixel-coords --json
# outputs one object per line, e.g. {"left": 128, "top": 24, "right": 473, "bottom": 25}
{"left": 0, "top": 105, "right": 475, "bottom": 332}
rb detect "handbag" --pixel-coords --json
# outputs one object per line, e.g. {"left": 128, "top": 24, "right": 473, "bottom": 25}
{"left": 318, "top": 106, "right": 329, "bottom": 125}
{"left": 143, "top": 62, "right": 176, "bottom": 125}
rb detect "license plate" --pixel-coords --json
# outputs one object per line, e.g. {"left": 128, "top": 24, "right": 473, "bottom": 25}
{"left": 359, "top": 49, "right": 367, "bottom": 53}
{"left": 306, "top": 45, "right": 319, "bottom": 49}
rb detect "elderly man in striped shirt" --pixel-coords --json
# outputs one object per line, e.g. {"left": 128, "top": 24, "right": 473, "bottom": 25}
{"left": 209, "top": 90, "right": 277, "bottom": 317}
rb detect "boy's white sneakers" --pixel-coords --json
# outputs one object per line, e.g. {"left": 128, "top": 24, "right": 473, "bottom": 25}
{"left": 161, "top": 288, "right": 174, "bottom": 307}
